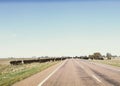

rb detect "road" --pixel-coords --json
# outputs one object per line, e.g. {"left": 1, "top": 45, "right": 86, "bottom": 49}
{"left": 13, "top": 59, "right": 120, "bottom": 86}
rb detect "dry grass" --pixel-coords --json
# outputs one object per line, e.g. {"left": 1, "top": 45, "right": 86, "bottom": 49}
{"left": 0, "top": 59, "right": 11, "bottom": 65}
{"left": 0, "top": 58, "right": 37, "bottom": 65}
{"left": 0, "top": 61, "right": 60, "bottom": 86}
{"left": 92, "top": 59, "right": 120, "bottom": 67}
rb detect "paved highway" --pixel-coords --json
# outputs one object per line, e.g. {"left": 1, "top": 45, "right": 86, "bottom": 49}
{"left": 13, "top": 59, "right": 120, "bottom": 86}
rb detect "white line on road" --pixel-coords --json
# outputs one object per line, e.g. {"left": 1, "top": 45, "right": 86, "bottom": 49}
{"left": 75, "top": 60, "right": 84, "bottom": 69}
{"left": 38, "top": 60, "right": 67, "bottom": 86}
{"left": 90, "top": 62, "right": 120, "bottom": 72}
{"left": 92, "top": 75, "right": 102, "bottom": 83}
{"left": 74, "top": 60, "right": 102, "bottom": 83}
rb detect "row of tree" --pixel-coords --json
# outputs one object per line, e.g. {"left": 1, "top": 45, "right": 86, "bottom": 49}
{"left": 74, "top": 52, "right": 113, "bottom": 60}
{"left": 89, "top": 52, "right": 103, "bottom": 60}
{"left": 89, "top": 52, "right": 112, "bottom": 60}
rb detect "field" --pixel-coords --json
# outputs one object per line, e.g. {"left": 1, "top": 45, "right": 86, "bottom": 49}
{"left": 0, "top": 58, "right": 38, "bottom": 65}
{"left": 91, "top": 58, "right": 120, "bottom": 67}
{"left": 0, "top": 58, "right": 60, "bottom": 86}
{"left": 0, "top": 58, "right": 11, "bottom": 65}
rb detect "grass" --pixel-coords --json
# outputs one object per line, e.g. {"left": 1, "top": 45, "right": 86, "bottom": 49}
{"left": 91, "top": 59, "right": 120, "bottom": 67}
{"left": 0, "top": 61, "right": 60, "bottom": 86}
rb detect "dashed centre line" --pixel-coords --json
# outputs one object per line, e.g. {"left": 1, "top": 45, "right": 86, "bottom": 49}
{"left": 92, "top": 75, "right": 102, "bottom": 83}
{"left": 75, "top": 60, "right": 102, "bottom": 83}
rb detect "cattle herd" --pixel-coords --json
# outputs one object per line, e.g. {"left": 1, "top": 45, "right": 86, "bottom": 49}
{"left": 10, "top": 57, "right": 67, "bottom": 65}
{"left": 9, "top": 55, "right": 104, "bottom": 65}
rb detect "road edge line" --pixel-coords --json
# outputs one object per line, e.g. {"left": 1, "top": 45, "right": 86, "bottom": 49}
{"left": 38, "top": 60, "right": 67, "bottom": 86}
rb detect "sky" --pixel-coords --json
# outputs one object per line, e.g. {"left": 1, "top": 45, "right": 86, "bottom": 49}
{"left": 0, "top": 0, "right": 120, "bottom": 58}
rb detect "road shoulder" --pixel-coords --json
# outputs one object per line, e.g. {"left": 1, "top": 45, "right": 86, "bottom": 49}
{"left": 12, "top": 61, "right": 63, "bottom": 86}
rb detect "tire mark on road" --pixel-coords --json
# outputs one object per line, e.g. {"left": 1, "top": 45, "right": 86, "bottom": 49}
{"left": 74, "top": 60, "right": 102, "bottom": 86}
{"left": 89, "top": 67, "right": 120, "bottom": 86}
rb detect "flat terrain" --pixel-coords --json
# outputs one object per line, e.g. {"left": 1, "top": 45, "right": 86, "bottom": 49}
{"left": 0, "top": 58, "right": 11, "bottom": 65}
{"left": 91, "top": 59, "right": 120, "bottom": 67}
{"left": 13, "top": 59, "right": 120, "bottom": 86}
{"left": 0, "top": 60, "right": 59, "bottom": 86}
{"left": 0, "top": 58, "right": 40, "bottom": 65}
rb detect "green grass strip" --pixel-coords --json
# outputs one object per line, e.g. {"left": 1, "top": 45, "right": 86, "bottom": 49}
{"left": 0, "top": 61, "right": 59, "bottom": 86}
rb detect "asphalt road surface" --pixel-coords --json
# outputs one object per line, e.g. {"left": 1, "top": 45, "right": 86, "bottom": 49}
{"left": 13, "top": 59, "right": 120, "bottom": 86}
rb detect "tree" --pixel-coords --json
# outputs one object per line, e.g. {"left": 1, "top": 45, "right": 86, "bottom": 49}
{"left": 106, "top": 53, "right": 112, "bottom": 60}
{"left": 93, "top": 52, "right": 102, "bottom": 59}
{"left": 89, "top": 55, "right": 94, "bottom": 60}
